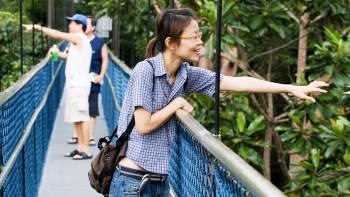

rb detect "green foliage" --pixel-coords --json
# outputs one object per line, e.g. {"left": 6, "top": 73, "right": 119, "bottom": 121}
{"left": 282, "top": 26, "right": 350, "bottom": 195}
{"left": 0, "top": 11, "right": 44, "bottom": 91}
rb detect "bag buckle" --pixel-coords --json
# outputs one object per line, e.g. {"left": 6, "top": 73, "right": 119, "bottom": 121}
{"left": 97, "top": 137, "right": 110, "bottom": 150}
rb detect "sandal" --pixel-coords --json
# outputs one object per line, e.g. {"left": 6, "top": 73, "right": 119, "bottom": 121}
{"left": 72, "top": 152, "right": 93, "bottom": 160}
{"left": 64, "top": 149, "right": 80, "bottom": 157}
{"left": 68, "top": 137, "right": 78, "bottom": 144}
{"left": 89, "top": 139, "right": 96, "bottom": 146}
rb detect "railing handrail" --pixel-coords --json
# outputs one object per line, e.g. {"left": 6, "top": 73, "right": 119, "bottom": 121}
{"left": 175, "top": 109, "right": 286, "bottom": 197}
{"left": 108, "top": 50, "right": 132, "bottom": 75}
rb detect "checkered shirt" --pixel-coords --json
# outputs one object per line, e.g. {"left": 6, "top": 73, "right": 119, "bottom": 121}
{"left": 116, "top": 53, "right": 225, "bottom": 174}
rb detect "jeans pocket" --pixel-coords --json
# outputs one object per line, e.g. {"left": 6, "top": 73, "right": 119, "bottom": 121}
{"left": 110, "top": 171, "right": 140, "bottom": 197}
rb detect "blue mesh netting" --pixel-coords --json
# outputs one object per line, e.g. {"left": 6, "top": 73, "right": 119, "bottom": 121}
{"left": 170, "top": 121, "right": 255, "bottom": 197}
{"left": 170, "top": 122, "right": 214, "bottom": 197}
{"left": 214, "top": 163, "right": 253, "bottom": 197}
{"left": 101, "top": 56, "right": 129, "bottom": 135}
{"left": 0, "top": 42, "right": 66, "bottom": 196}
{"left": 3, "top": 152, "right": 24, "bottom": 197}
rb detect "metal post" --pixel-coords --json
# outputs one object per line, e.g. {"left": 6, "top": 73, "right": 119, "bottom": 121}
{"left": 20, "top": 0, "right": 23, "bottom": 76}
{"left": 170, "top": 0, "right": 174, "bottom": 8}
{"left": 131, "top": 0, "right": 136, "bottom": 67}
{"left": 147, "top": 0, "right": 150, "bottom": 44}
{"left": 32, "top": 0, "right": 35, "bottom": 67}
{"left": 214, "top": 0, "right": 222, "bottom": 137}
{"left": 40, "top": 0, "right": 43, "bottom": 55}
{"left": 122, "top": 0, "right": 126, "bottom": 61}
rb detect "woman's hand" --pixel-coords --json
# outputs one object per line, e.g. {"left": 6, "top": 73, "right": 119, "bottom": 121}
{"left": 173, "top": 97, "right": 194, "bottom": 115}
{"left": 290, "top": 81, "right": 329, "bottom": 102}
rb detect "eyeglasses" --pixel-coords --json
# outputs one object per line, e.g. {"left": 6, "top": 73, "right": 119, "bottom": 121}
{"left": 180, "top": 32, "right": 202, "bottom": 41}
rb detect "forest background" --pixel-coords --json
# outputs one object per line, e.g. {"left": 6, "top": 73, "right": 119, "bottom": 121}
{"left": 2, "top": 0, "right": 350, "bottom": 196}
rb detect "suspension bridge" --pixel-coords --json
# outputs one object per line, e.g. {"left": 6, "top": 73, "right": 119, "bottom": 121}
{"left": 0, "top": 42, "right": 286, "bottom": 196}
{"left": 0, "top": 0, "right": 288, "bottom": 196}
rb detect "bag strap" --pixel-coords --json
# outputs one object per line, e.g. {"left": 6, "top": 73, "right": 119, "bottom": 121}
{"left": 115, "top": 115, "right": 135, "bottom": 147}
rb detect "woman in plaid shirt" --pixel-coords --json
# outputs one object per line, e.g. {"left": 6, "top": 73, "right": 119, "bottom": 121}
{"left": 109, "top": 8, "right": 328, "bottom": 197}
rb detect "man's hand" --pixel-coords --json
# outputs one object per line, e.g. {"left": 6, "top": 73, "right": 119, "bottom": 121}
{"left": 22, "top": 24, "right": 39, "bottom": 32}
{"left": 94, "top": 75, "right": 104, "bottom": 84}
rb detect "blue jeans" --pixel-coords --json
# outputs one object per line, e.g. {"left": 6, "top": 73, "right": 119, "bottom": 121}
{"left": 109, "top": 170, "right": 170, "bottom": 197}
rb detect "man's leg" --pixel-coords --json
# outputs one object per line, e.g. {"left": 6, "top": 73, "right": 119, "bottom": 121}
{"left": 64, "top": 122, "right": 83, "bottom": 157}
{"left": 72, "top": 120, "right": 92, "bottom": 159}
{"left": 74, "top": 122, "right": 84, "bottom": 152}
{"left": 88, "top": 92, "right": 99, "bottom": 146}
{"left": 67, "top": 130, "right": 78, "bottom": 144}
{"left": 89, "top": 116, "right": 97, "bottom": 145}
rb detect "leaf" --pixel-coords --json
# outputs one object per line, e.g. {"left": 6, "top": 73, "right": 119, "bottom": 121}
{"left": 324, "top": 141, "right": 341, "bottom": 158}
{"left": 310, "top": 149, "right": 320, "bottom": 171}
{"left": 325, "top": 27, "right": 341, "bottom": 44}
{"left": 246, "top": 115, "right": 265, "bottom": 136}
{"left": 237, "top": 111, "right": 246, "bottom": 133}
{"left": 338, "top": 176, "right": 350, "bottom": 192}
{"left": 292, "top": 137, "right": 305, "bottom": 153}
{"left": 250, "top": 15, "right": 264, "bottom": 30}
{"left": 274, "top": 125, "right": 293, "bottom": 132}
{"left": 343, "top": 154, "right": 350, "bottom": 166}
{"left": 338, "top": 39, "right": 344, "bottom": 54}
{"left": 266, "top": 18, "right": 285, "bottom": 38}
{"left": 281, "top": 131, "right": 299, "bottom": 142}
{"left": 298, "top": 161, "right": 314, "bottom": 172}
{"left": 205, "top": 34, "right": 214, "bottom": 59}
{"left": 289, "top": 115, "right": 302, "bottom": 128}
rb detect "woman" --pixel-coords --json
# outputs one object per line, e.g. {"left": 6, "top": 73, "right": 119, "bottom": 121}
{"left": 109, "top": 8, "right": 328, "bottom": 197}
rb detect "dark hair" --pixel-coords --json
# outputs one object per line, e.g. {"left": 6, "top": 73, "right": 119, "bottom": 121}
{"left": 75, "top": 20, "right": 87, "bottom": 32}
{"left": 145, "top": 8, "right": 197, "bottom": 58}
{"left": 86, "top": 15, "right": 97, "bottom": 27}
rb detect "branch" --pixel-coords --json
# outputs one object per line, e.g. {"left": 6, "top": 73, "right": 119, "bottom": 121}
{"left": 152, "top": 0, "right": 163, "bottom": 13}
{"left": 274, "top": 112, "right": 288, "bottom": 121}
{"left": 310, "top": 15, "right": 324, "bottom": 25}
{"left": 174, "top": 0, "right": 181, "bottom": 9}
{"left": 281, "top": 4, "right": 300, "bottom": 24}
{"left": 273, "top": 131, "right": 291, "bottom": 182}
{"left": 273, "top": 118, "right": 290, "bottom": 124}
{"left": 249, "top": 93, "right": 269, "bottom": 118}
{"left": 247, "top": 34, "right": 308, "bottom": 62}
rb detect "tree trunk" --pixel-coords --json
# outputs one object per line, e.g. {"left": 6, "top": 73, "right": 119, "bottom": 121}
{"left": 290, "top": 12, "right": 310, "bottom": 176}
{"left": 263, "top": 50, "right": 274, "bottom": 180}
{"left": 296, "top": 12, "right": 309, "bottom": 84}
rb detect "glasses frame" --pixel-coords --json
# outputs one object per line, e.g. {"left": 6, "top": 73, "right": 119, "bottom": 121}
{"left": 180, "top": 32, "right": 202, "bottom": 42}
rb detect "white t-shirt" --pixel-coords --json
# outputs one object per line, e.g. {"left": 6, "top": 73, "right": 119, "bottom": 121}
{"left": 65, "top": 33, "right": 92, "bottom": 89}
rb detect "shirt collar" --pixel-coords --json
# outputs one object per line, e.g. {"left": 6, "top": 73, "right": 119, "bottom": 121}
{"left": 153, "top": 53, "right": 188, "bottom": 81}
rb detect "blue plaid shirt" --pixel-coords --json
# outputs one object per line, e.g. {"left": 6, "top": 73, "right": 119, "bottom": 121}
{"left": 117, "top": 53, "right": 224, "bottom": 174}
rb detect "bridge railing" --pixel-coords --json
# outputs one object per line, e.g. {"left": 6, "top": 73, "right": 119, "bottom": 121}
{"left": 0, "top": 43, "right": 66, "bottom": 197}
{"left": 102, "top": 52, "right": 286, "bottom": 197}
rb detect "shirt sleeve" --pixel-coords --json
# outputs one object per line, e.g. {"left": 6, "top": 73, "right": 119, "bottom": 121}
{"left": 185, "top": 66, "right": 225, "bottom": 98}
{"left": 131, "top": 61, "right": 154, "bottom": 113}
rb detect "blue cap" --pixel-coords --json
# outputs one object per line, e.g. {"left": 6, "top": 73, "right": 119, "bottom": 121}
{"left": 66, "top": 14, "right": 87, "bottom": 27}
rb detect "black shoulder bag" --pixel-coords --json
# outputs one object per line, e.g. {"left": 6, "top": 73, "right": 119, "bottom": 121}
{"left": 88, "top": 116, "right": 135, "bottom": 196}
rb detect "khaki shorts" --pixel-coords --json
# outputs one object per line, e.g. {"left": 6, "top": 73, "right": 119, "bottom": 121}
{"left": 64, "top": 87, "right": 90, "bottom": 123}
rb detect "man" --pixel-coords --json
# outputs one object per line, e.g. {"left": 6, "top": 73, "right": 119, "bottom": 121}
{"left": 23, "top": 14, "right": 93, "bottom": 160}
{"left": 67, "top": 15, "right": 108, "bottom": 146}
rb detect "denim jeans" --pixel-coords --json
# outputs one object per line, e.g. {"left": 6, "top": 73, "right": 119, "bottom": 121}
{"left": 109, "top": 170, "right": 170, "bottom": 197}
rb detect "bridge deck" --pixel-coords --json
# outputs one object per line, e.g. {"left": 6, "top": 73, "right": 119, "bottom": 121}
{"left": 38, "top": 92, "right": 108, "bottom": 197}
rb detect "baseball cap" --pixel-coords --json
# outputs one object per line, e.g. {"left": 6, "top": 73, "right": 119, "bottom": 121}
{"left": 66, "top": 14, "right": 87, "bottom": 27}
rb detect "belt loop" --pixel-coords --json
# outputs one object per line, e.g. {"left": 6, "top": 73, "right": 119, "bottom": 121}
{"left": 139, "top": 174, "right": 150, "bottom": 197}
